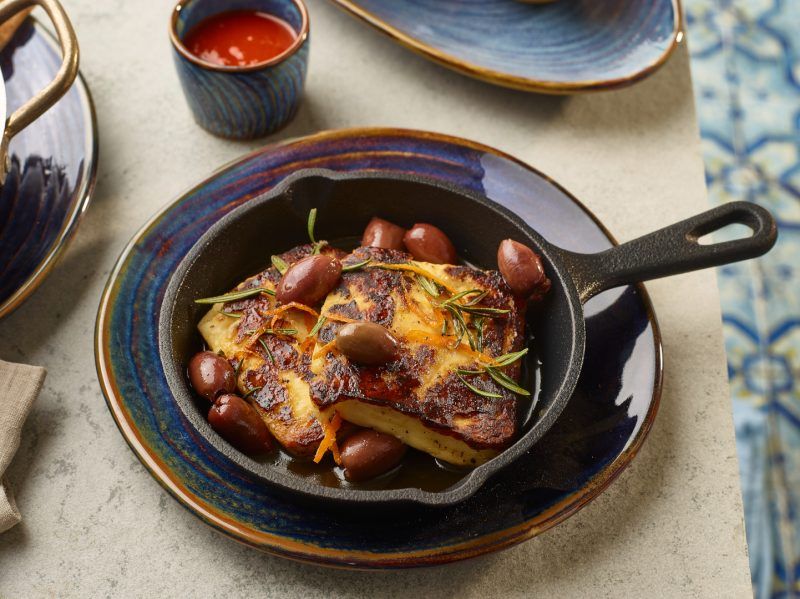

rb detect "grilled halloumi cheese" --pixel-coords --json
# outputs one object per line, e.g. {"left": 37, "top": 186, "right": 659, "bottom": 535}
{"left": 197, "top": 244, "right": 342, "bottom": 457}
{"left": 198, "top": 245, "right": 527, "bottom": 467}
{"left": 309, "top": 247, "right": 526, "bottom": 467}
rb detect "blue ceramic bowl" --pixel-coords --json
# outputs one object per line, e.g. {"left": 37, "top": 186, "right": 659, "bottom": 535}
{"left": 328, "top": 0, "right": 681, "bottom": 93}
{"left": 0, "top": 18, "right": 97, "bottom": 318}
{"left": 169, "top": 0, "right": 309, "bottom": 139}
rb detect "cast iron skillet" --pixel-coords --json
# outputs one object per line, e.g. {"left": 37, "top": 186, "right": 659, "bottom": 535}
{"left": 159, "top": 169, "right": 776, "bottom": 507}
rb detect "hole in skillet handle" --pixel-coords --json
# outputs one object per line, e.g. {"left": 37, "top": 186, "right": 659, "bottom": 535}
{"left": 696, "top": 223, "right": 753, "bottom": 246}
{"left": 560, "top": 201, "right": 777, "bottom": 302}
{"left": 160, "top": 168, "right": 582, "bottom": 510}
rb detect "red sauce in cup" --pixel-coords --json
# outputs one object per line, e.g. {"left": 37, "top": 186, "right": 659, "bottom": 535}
{"left": 183, "top": 10, "right": 297, "bottom": 67}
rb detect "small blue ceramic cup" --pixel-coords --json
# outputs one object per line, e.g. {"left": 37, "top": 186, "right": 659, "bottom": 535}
{"left": 169, "top": 0, "right": 309, "bottom": 139}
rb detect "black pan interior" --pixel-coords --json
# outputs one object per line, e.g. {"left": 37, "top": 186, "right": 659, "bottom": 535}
{"left": 159, "top": 169, "right": 584, "bottom": 507}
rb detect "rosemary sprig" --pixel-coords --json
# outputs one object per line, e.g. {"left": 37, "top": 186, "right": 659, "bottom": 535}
{"left": 308, "top": 315, "right": 327, "bottom": 338}
{"left": 416, "top": 275, "right": 440, "bottom": 298}
{"left": 341, "top": 259, "right": 371, "bottom": 273}
{"left": 271, "top": 255, "right": 289, "bottom": 275}
{"left": 307, "top": 208, "right": 327, "bottom": 255}
{"left": 441, "top": 289, "right": 483, "bottom": 305}
{"left": 438, "top": 292, "right": 510, "bottom": 322}
{"left": 456, "top": 348, "right": 530, "bottom": 398}
{"left": 493, "top": 348, "right": 529, "bottom": 367}
{"left": 456, "top": 372, "right": 502, "bottom": 399}
{"left": 474, "top": 316, "right": 485, "bottom": 353}
{"left": 195, "top": 287, "right": 275, "bottom": 305}
{"left": 464, "top": 290, "right": 489, "bottom": 306}
{"left": 258, "top": 338, "right": 275, "bottom": 365}
{"left": 458, "top": 305, "right": 511, "bottom": 317}
{"left": 445, "top": 304, "right": 476, "bottom": 350}
{"left": 307, "top": 208, "right": 317, "bottom": 244}
{"left": 264, "top": 327, "right": 298, "bottom": 336}
{"left": 486, "top": 367, "right": 530, "bottom": 396}
{"left": 220, "top": 311, "right": 243, "bottom": 319}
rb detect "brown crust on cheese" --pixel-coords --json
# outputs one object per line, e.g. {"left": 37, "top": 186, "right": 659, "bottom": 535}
{"left": 202, "top": 243, "right": 344, "bottom": 457}
{"left": 310, "top": 246, "right": 526, "bottom": 451}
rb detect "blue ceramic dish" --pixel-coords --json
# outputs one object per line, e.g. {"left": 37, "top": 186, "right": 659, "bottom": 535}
{"left": 170, "top": 0, "right": 309, "bottom": 139}
{"left": 0, "top": 18, "right": 98, "bottom": 318}
{"left": 328, "top": 0, "right": 682, "bottom": 93}
{"left": 96, "top": 128, "right": 663, "bottom": 568}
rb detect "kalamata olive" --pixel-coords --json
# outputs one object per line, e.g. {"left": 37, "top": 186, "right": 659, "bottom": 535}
{"left": 276, "top": 254, "right": 342, "bottom": 307}
{"left": 497, "top": 239, "right": 549, "bottom": 297}
{"left": 403, "top": 223, "right": 457, "bottom": 264}
{"left": 335, "top": 322, "right": 398, "bottom": 365}
{"left": 208, "top": 394, "right": 273, "bottom": 455}
{"left": 339, "top": 429, "right": 407, "bottom": 482}
{"left": 188, "top": 351, "right": 236, "bottom": 401}
{"left": 361, "top": 217, "right": 406, "bottom": 250}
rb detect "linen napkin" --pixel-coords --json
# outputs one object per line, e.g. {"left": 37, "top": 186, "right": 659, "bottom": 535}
{"left": 0, "top": 359, "right": 45, "bottom": 533}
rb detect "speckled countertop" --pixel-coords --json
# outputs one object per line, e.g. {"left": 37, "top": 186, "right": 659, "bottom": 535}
{"left": 0, "top": 1, "right": 751, "bottom": 596}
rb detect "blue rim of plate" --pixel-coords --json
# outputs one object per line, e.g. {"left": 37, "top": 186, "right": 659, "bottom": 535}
{"left": 326, "top": 0, "right": 683, "bottom": 93}
{"left": 95, "top": 128, "right": 663, "bottom": 569}
{"left": 0, "top": 19, "right": 98, "bottom": 318}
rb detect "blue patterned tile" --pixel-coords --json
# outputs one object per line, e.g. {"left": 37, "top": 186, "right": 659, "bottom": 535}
{"left": 686, "top": 0, "right": 800, "bottom": 596}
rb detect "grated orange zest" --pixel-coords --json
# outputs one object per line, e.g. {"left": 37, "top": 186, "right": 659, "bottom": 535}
{"left": 313, "top": 413, "right": 342, "bottom": 464}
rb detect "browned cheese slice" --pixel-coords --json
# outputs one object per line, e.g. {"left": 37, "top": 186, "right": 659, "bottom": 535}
{"left": 309, "top": 247, "right": 526, "bottom": 467}
{"left": 197, "top": 244, "right": 343, "bottom": 457}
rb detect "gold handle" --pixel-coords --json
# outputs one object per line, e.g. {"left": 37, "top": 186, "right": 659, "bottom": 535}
{"left": 0, "top": 0, "right": 79, "bottom": 176}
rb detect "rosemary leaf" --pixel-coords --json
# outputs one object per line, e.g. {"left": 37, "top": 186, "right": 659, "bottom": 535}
{"left": 474, "top": 316, "right": 485, "bottom": 353}
{"left": 448, "top": 305, "right": 476, "bottom": 350}
{"left": 416, "top": 275, "right": 440, "bottom": 298}
{"left": 458, "top": 305, "right": 511, "bottom": 317}
{"left": 341, "top": 259, "right": 371, "bottom": 273}
{"left": 464, "top": 290, "right": 489, "bottom": 306}
{"left": 220, "top": 311, "right": 243, "bottom": 319}
{"left": 308, "top": 315, "right": 327, "bottom": 338}
{"left": 456, "top": 372, "right": 502, "bottom": 399}
{"left": 258, "top": 338, "right": 275, "bottom": 365}
{"left": 271, "top": 255, "right": 289, "bottom": 275}
{"left": 195, "top": 287, "right": 275, "bottom": 304}
{"left": 441, "top": 317, "right": 448, "bottom": 336}
{"left": 264, "top": 328, "right": 298, "bottom": 336}
{"left": 441, "top": 288, "right": 483, "bottom": 306}
{"left": 456, "top": 368, "right": 482, "bottom": 375}
{"left": 493, "top": 348, "right": 529, "bottom": 367}
{"left": 486, "top": 367, "right": 531, "bottom": 396}
{"left": 307, "top": 208, "right": 317, "bottom": 244}
{"left": 446, "top": 305, "right": 466, "bottom": 347}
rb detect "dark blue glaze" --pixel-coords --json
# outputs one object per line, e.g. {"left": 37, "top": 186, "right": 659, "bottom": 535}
{"left": 329, "top": 0, "right": 680, "bottom": 92}
{"left": 171, "top": 0, "right": 309, "bottom": 139}
{"left": 0, "top": 20, "right": 97, "bottom": 318}
{"left": 96, "top": 129, "right": 661, "bottom": 567}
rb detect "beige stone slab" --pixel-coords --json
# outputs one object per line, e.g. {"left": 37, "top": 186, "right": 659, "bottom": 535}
{"left": 0, "top": 0, "right": 750, "bottom": 596}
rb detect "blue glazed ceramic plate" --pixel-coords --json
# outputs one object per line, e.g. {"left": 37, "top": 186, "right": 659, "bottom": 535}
{"left": 95, "top": 128, "right": 663, "bottom": 568}
{"left": 0, "top": 18, "right": 98, "bottom": 318}
{"left": 329, "top": 0, "right": 682, "bottom": 93}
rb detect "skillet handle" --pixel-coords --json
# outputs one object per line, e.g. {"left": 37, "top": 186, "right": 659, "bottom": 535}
{"left": 563, "top": 201, "right": 777, "bottom": 302}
